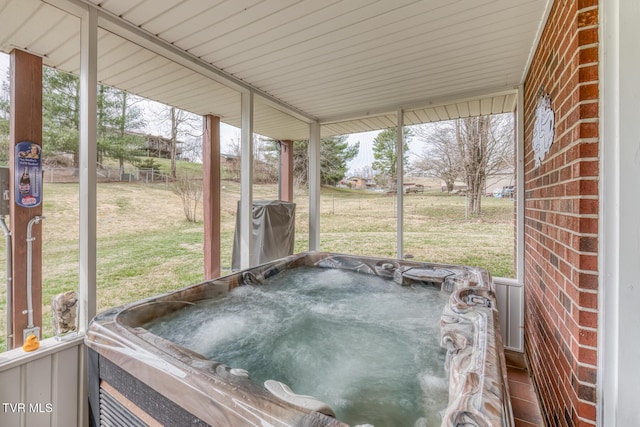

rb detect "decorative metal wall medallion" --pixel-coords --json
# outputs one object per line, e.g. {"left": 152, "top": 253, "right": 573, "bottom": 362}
{"left": 533, "top": 89, "right": 555, "bottom": 168}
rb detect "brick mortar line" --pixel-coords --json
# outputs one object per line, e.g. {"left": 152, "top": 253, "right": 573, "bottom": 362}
{"left": 523, "top": 239, "right": 598, "bottom": 278}
{"left": 523, "top": 127, "right": 598, "bottom": 158}
{"left": 556, "top": 290, "right": 599, "bottom": 317}
{"left": 524, "top": 80, "right": 599, "bottom": 121}
{"left": 576, "top": 359, "right": 598, "bottom": 370}
{"left": 523, "top": 228, "right": 599, "bottom": 249}
{"left": 523, "top": 209, "right": 599, "bottom": 221}
{"left": 522, "top": 256, "right": 600, "bottom": 322}
{"left": 524, "top": 232, "right": 599, "bottom": 255}
{"left": 555, "top": 96, "right": 600, "bottom": 123}
{"left": 523, "top": 222, "right": 599, "bottom": 238}
{"left": 577, "top": 5, "right": 599, "bottom": 14}
{"left": 525, "top": 158, "right": 601, "bottom": 172}
{"left": 578, "top": 42, "right": 599, "bottom": 51}
{"left": 550, "top": 118, "right": 600, "bottom": 146}
{"left": 524, "top": 175, "right": 600, "bottom": 183}
{"left": 562, "top": 289, "right": 600, "bottom": 311}
{"left": 573, "top": 288, "right": 598, "bottom": 295}
{"left": 578, "top": 61, "right": 599, "bottom": 71}
{"left": 557, "top": 114, "right": 600, "bottom": 128}
{"left": 576, "top": 324, "right": 598, "bottom": 334}
{"left": 523, "top": 240, "right": 599, "bottom": 276}
{"left": 523, "top": 181, "right": 600, "bottom": 193}
{"left": 578, "top": 23, "right": 599, "bottom": 31}
{"left": 524, "top": 196, "right": 599, "bottom": 203}
{"left": 523, "top": 210, "right": 599, "bottom": 223}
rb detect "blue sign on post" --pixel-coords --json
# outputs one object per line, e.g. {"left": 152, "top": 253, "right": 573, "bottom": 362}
{"left": 15, "top": 141, "right": 42, "bottom": 208}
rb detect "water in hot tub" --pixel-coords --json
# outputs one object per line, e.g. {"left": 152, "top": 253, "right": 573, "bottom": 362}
{"left": 146, "top": 267, "right": 450, "bottom": 427}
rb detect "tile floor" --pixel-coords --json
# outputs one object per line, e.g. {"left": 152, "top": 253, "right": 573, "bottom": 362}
{"left": 505, "top": 350, "right": 545, "bottom": 427}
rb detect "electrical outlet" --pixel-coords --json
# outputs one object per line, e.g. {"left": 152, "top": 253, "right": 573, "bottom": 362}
{"left": 23, "top": 326, "right": 40, "bottom": 342}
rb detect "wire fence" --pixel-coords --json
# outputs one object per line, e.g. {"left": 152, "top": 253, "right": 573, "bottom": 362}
{"left": 42, "top": 166, "right": 173, "bottom": 185}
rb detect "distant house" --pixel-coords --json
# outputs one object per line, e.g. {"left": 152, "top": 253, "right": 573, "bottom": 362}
{"left": 219, "top": 153, "right": 277, "bottom": 183}
{"left": 441, "top": 181, "right": 468, "bottom": 192}
{"left": 403, "top": 183, "right": 424, "bottom": 194}
{"left": 346, "top": 176, "right": 376, "bottom": 190}
{"left": 220, "top": 153, "right": 239, "bottom": 165}
{"left": 123, "top": 130, "right": 184, "bottom": 159}
{"left": 484, "top": 170, "right": 514, "bottom": 196}
{"left": 144, "top": 134, "right": 183, "bottom": 159}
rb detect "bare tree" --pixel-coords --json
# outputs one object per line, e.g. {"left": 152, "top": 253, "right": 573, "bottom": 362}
{"left": 168, "top": 107, "right": 179, "bottom": 178}
{"left": 173, "top": 175, "right": 202, "bottom": 222}
{"left": 225, "top": 133, "right": 279, "bottom": 183}
{"left": 413, "top": 114, "right": 514, "bottom": 214}
{"left": 455, "top": 114, "right": 514, "bottom": 215}
{"left": 149, "top": 104, "right": 202, "bottom": 178}
{"left": 413, "top": 124, "right": 463, "bottom": 192}
{"left": 180, "top": 137, "right": 203, "bottom": 163}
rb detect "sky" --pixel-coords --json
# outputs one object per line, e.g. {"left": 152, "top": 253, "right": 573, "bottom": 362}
{"left": 0, "top": 52, "right": 423, "bottom": 175}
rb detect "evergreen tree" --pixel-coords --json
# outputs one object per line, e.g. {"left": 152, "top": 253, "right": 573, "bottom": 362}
{"left": 320, "top": 135, "right": 359, "bottom": 185}
{"left": 42, "top": 67, "right": 80, "bottom": 166}
{"left": 292, "top": 135, "right": 359, "bottom": 186}
{"left": 42, "top": 67, "right": 146, "bottom": 169}
{"left": 0, "top": 77, "right": 9, "bottom": 165}
{"left": 99, "top": 88, "right": 146, "bottom": 175}
{"left": 371, "top": 127, "right": 411, "bottom": 188}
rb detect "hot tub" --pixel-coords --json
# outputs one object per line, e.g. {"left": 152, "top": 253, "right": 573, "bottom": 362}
{"left": 86, "top": 252, "right": 512, "bottom": 427}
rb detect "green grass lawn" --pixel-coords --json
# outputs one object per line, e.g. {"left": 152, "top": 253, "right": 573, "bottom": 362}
{"left": 311, "top": 186, "right": 515, "bottom": 275}
{"left": 0, "top": 181, "right": 515, "bottom": 351}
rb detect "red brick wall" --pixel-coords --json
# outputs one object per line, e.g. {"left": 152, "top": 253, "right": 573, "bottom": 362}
{"left": 523, "top": 1, "right": 599, "bottom": 426}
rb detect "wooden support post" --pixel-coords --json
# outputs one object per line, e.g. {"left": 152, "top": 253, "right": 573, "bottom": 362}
{"left": 279, "top": 140, "right": 294, "bottom": 202}
{"left": 9, "top": 50, "right": 43, "bottom": 348}
{"left": 203, "top": 115, "right": 221, "bottom": 279}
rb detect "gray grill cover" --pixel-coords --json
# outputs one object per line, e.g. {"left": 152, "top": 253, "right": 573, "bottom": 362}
{"left": 232, "top": 200, "right": 295, "bottom": 270}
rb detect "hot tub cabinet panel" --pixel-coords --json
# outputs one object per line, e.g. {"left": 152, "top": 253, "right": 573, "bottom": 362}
{"left": 85, "top": 252, "right": 513, "bottom": 427}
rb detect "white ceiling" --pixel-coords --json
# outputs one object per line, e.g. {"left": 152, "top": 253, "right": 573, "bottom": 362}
{"left": 0, "top": 0, "right": 551, "bottom": 139}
